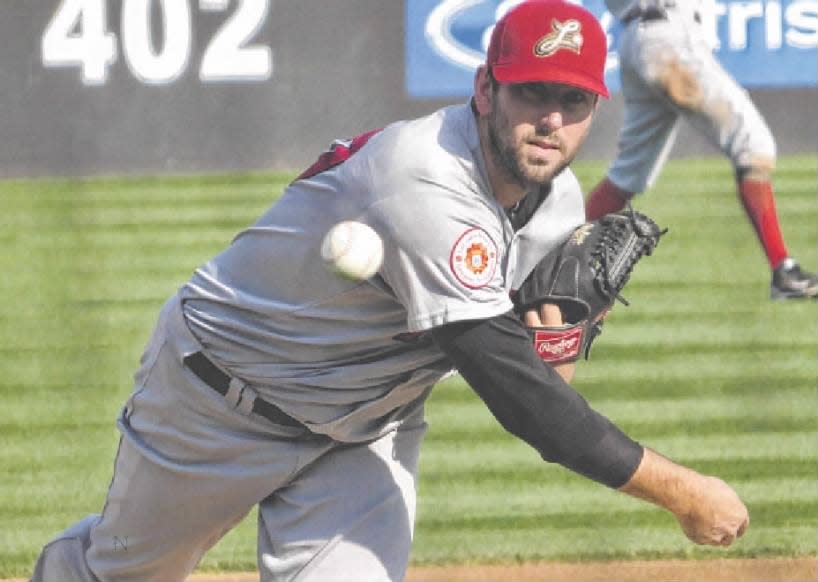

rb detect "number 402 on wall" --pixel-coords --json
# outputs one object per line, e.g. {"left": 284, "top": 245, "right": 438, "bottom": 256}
{"left": 41, "top": 0, "right": 273, "bottom": 86}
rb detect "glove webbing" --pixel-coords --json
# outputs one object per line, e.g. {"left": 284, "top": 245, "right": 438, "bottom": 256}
{"left": 594, "top": 208, "right": 666, "bottom": 306}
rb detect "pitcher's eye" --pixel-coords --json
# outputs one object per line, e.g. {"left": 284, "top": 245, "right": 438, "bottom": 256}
{"left": 562, "top": 90, "right": 592, "bottom": 107}
{"left": 512, "top": 83, "right": 553, "bottom": 103}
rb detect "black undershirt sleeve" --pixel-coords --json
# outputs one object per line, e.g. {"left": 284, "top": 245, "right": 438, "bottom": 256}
{"left": 430, "top": 310, "right": 644, "bottom": 488}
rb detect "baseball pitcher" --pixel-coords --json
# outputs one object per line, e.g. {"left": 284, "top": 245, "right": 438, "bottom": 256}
{"left": 31, "top": 2, "right": 748, "bottom": 581}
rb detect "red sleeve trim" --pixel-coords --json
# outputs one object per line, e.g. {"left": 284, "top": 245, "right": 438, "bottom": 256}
{"left": 294, "top": 128, "right": 383, "bottom": 182}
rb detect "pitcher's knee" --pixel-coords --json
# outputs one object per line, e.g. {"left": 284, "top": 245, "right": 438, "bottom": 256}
{"left": 30, "top": 516, "right": 101, "bottom": 582}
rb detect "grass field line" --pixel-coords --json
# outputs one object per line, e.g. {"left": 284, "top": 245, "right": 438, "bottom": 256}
{"left": 403, "top": 557, "right": 818, "bottom": 581}
{"left": 416, "top": 480, "right": 817, "bottom": 517}
{"left": 427, "top": 390, "right": 814, "bottom": 424}
{"left": 420, "top": 433, "right": 816, "bottom": 468}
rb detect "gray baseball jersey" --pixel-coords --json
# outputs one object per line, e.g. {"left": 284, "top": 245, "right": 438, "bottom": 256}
{"left": 181, "top": 101, "right": 585, "bottom": 442}
{"left": 604, "top": 0, "right": 775, "bottom": 192}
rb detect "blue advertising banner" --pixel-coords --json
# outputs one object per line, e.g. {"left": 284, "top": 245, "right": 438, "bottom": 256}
{"left": 406, "top": 0, "right": 818, "bottom": 98}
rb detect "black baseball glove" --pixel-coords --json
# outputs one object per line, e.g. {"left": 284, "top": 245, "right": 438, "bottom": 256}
{"left": 514, "top": 209, "right": 666, "bottom": 364}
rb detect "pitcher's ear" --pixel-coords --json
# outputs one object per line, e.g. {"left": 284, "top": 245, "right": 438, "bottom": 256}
{"left": 473, "top": 66, "right": 494, "bottom": 116}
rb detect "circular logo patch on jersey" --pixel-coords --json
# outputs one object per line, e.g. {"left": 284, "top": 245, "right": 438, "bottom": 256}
{"left": 450, "top": 227, "right": 499, "bottom": 289}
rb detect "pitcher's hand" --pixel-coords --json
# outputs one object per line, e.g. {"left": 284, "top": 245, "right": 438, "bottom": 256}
{"left": 676, "top": 474, "right": 750, "bottom": 546}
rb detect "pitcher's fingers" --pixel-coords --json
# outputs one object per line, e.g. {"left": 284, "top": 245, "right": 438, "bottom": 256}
{"left": 539, "top": 303, "right": 563, "bottom": 326}
{"left": 736, "top": 517, "right": 749, "bottom": 538}
{"left": 523, "top": 309, "right": 544, "bottom": 327}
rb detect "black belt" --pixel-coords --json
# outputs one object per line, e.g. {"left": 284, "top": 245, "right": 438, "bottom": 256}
{"left": 183, "top": 352, "right": 304, "bottom": 429}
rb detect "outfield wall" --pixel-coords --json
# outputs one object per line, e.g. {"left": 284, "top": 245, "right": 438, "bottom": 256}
{"left": 0, "top": 1, "right": 815, "bottom": 179}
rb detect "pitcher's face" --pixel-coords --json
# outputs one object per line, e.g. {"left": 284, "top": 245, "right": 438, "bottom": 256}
{"left": 486, "top": 78, "right": 597, "bottom": 189}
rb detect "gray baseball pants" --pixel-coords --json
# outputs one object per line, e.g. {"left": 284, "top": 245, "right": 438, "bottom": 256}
{"left": 30, "top": 297, "right": 426, "bottom": 582}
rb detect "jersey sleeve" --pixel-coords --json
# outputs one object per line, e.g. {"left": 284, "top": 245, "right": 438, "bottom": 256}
{"left": 364, "top": 177, "right": 513, "bottom": 333}
{"left": 337, "top": 104, "right": 512, "bottom": 332}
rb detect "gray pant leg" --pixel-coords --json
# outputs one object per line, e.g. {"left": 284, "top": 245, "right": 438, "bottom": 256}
{"left": 678, "top": 52, "right": 776, "bottom": 171}
{"left": 257, "top": 413, "right": 427, "bottom": 582}
{"left": 608, "top": 19, "right": 683, "bottom": 193}
{"left": 30, "top": 516, "right": 103, "bottom": 582}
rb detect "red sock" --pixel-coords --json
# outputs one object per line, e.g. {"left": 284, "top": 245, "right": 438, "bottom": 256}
{"left": 585, "top": 177, "right": 631, "bottom": 220}
{"left": 737, "top": 179, "right": 789, "bottom": 269}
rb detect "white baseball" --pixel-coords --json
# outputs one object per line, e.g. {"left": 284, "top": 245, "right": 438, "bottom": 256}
{"left": 320, "top": 220, "right": 384, "bottom": 281}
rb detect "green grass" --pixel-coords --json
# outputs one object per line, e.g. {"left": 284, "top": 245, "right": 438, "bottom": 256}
{"left": 0, "top": 156, "right": 816, "bottom": 576}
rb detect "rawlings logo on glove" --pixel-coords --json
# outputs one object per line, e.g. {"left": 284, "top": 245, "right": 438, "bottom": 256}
{"left": 515, "top": 208, "right": 666, "bottom": 365}
{"left": 533, "top": 328, "right": 584, "bottom": 360}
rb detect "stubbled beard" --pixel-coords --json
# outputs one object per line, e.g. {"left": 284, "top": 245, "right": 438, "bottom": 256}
{"left": 487, "top": 105, "right": 571, "bottom": 190}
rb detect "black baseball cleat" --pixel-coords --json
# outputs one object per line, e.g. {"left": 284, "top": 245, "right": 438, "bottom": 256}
{"left": 770, "top": 258, "right": 818, "bottom": 300}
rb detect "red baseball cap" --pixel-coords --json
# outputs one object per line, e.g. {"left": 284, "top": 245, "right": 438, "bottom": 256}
{"left": 486, "top": 0, "right": 610, "bottom": 98}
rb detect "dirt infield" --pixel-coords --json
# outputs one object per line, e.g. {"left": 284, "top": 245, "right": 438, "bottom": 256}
{"left": 184, "top": 557, "right": 816, "bottom": 581}
{"left": 403, "top": 558, "right": 817, "bottom": 581}
{"left": 8, "top": 558, "right": 815, "bottom": 581}
{"left": 187, "top": 558, "right": 814, "bottom": 582}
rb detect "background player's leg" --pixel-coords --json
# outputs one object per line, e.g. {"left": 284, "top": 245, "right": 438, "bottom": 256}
{"left": 257, "top": 411, "right": 427, "bottom": 582}
{"left": 586, "top": 21, "right": 682, "bottom": 220}
{"left": 666, "top": 41, "right": 818, "bottom": 298}
{"left": 602, "top": 86, "right": 680, "bottom": 198}
{"left": 736, "top": 178, "right": 788, "bottom": 269}
{"left": 678, "top": 58, "right": 792, "bottom": 271}
{"left": 584, "top": 177, "right": 632, "bottom": 220}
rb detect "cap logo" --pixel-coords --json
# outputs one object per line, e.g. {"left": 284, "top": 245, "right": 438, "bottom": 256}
{"left": 534, "top": 19, "right": 583, "bottom": 57}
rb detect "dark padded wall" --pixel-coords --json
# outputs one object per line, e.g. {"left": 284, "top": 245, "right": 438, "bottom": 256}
{"left": 0, "top": 1, "right": 814, "bottom": 179}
